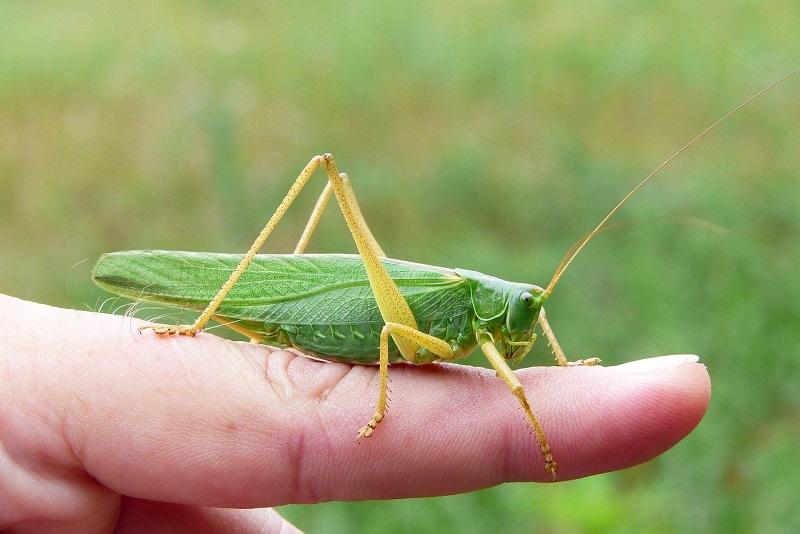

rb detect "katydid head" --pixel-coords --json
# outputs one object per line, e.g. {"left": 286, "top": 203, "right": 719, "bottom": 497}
{"left": 501, "top": 284, "right": 546, "bottom": 363}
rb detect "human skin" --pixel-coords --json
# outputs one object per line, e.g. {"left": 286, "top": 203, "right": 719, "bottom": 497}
{"left": 0, "top": 294, "right": 710, "bottom": 532}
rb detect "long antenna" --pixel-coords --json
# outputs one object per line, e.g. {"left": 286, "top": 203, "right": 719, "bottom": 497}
{"left": 543, "top": 66, "right": 800, "bottom": 298}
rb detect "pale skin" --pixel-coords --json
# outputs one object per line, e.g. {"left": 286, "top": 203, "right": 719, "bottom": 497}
{"left": 0, "top": 294, "right": 710, "bottom": 533}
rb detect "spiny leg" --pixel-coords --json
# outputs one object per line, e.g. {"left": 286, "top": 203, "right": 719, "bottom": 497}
{"left": 355, "top": 326, "right": 391, "bottom": 441}
{"left": 538, "top": 307, "right": 601, "bottom": 367}
{"left": 480, "top": 339, "right": 558, "bottom": 482}
{"left": 356, "top": 322, "right": 454, "bottom": 441}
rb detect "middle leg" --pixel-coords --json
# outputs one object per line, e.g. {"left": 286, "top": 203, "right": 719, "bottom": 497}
{"left": 356, "top": 322, "right": 454, "bottom": 441}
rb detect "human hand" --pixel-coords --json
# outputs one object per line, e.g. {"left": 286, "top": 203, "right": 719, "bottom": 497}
{"left": 0, "top": 294, "right": 710, "bottom": 532}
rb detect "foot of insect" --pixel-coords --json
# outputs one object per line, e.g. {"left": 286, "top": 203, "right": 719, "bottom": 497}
{"left": 541, "top": 445, "right": 558, "bottom": 482}
{"left": 139, "top": 324, "right": 199, "bottom": 336}
{"left": 355, "top": 412, "right": 384, "bottom": 442}
{"left": 563, "top": 357, "right": 602, "bottom": 367}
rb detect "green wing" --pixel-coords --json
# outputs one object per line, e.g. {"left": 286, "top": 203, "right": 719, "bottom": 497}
{"left": 93, "top": 251, "right": 473, "bottom": 325}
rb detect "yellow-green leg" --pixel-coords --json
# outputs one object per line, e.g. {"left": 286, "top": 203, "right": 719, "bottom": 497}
{"left": 294, "top": 181, "right": 333, "bottom": 254}
{"left": 356, "top": 322, "right": 455, "bottom": 441}
{"left": 210, "top": 314, "right": 265, "bottom": 344}
{"left": 538, "top": 308, "right": 601, "bottom": 367}
{"left": 480, "top": 338, "right": 559, "bottom": 481}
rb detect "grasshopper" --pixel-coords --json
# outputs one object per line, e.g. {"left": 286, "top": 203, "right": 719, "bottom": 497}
{"left": 93, "top": 69, "right": 798, "bottom": 481}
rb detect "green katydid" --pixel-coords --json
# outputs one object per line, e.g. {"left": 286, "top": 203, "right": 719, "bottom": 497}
{"left": 92, "top": 69, "right": 798, "bottom": 482}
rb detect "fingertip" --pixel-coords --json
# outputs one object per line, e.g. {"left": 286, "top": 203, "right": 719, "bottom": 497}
{"left": 543, "top": 355, "right": 711, "bottom": 480}
{"left": 615, "top": 354, "right": 711, "bottom": 424}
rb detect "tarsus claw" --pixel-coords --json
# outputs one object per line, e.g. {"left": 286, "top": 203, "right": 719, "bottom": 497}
{"left": 138, "top": 324, "right": 199, "bottom": 336}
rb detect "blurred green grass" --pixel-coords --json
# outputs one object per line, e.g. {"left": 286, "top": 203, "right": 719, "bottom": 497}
{"left": 2, "top": 1, "right": 799, "bottom": 532}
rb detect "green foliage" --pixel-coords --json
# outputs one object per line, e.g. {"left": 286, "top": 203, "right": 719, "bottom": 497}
{"left": 2, "top": 1, "right": 799, "bottom": 531}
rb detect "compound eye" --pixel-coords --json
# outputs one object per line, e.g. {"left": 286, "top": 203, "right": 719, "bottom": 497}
{"left": 520, "top": 292, "right": 535, "bottom": 309}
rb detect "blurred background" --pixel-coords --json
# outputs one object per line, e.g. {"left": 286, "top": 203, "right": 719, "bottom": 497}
{"left": 2, "top": 1, "right": 799, "bottom": 532}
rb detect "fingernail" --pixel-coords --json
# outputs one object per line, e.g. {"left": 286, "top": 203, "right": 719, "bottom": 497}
{"left": 617, "top": 354, "right": 700, "bottom": 373}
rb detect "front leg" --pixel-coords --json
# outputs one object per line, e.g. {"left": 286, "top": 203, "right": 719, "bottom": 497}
{"left": 538, "top": 308, "right": 602, "bottom": 367}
